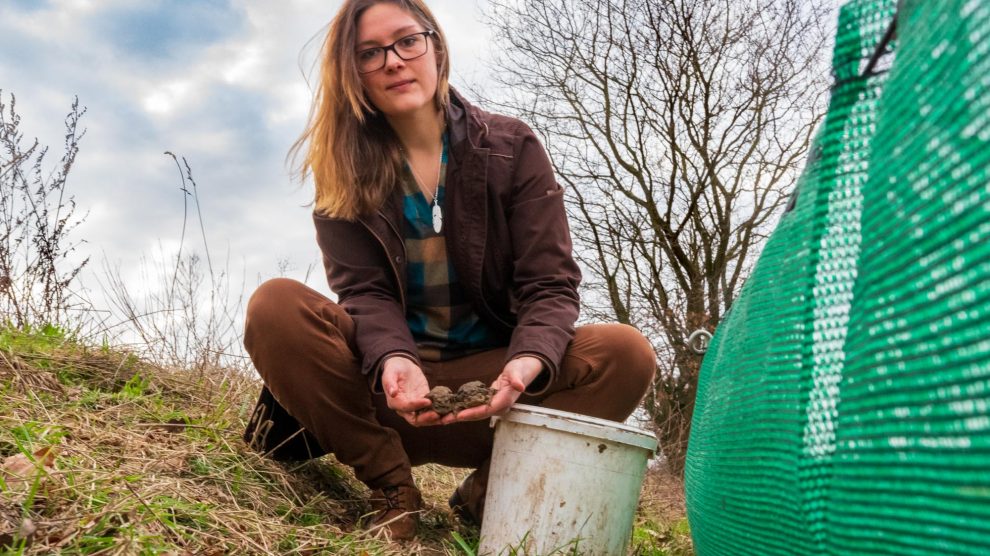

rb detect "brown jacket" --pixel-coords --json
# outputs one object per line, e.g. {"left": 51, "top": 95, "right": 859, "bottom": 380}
{"left": 313, "top": 89, "right": 581, "bottom": 385}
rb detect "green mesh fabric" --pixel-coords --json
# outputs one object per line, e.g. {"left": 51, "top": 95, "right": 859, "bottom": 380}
{"left": 686, "top": 1, "right": 990, "bottom": 554}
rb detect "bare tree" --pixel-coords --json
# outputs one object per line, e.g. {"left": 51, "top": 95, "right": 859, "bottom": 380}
{"left": 479, "top": 0, "right": 834, "bottom": 473}
{"left": 0, "top": 92, "right": 89, "bottom": 330}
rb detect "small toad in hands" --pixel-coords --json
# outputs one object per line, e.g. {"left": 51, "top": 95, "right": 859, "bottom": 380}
{"left": 452, "top": 381, "right": 496, "bottom": 412}
{"left": 424, "top": 381, "right": 497, "bottom": 416}
{"left": 424, "top": 386, "right": 456, "bottom": 415}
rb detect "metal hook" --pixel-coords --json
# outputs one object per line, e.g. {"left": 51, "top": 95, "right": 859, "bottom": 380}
{"left": 687, "top": 329, "right": 713, "bottom": 355}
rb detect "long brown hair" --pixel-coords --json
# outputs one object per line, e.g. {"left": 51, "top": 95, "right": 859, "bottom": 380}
{"left": 291, "top": 0, "right": 451, "bottom": 220}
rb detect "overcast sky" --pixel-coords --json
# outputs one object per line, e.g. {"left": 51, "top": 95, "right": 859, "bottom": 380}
{"left": 1, "top": 0, "right": 494, "bottom": 336}
{"left": 2, "top": 0, "right": 847, "bottom": 356}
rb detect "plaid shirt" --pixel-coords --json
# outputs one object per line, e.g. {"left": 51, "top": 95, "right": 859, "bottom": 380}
{"left": 401, "top": 133, "right": 501, "bottom": 361}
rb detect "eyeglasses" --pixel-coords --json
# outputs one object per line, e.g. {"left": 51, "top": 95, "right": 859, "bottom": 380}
{"left": 356, "top": 30, "right": 435, "bottom": 74}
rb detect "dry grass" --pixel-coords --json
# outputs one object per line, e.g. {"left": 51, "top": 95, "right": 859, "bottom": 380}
{"left": 0, "top": 327, "right": 691, "bottom": 555}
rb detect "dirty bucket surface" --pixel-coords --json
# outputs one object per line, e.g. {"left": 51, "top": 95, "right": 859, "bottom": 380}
{"left": 479, "top": 404, "right": 658, "bottom": 556}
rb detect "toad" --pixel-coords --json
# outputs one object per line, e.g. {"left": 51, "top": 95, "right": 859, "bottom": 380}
{"left": 423, "top": 381, "right": 497, "bottom": 416}
{"left": 425, "top": 385, "right": 456, "bottom": 416}
{"left": 453, "top": 380, "right": 496, "bottom": 412}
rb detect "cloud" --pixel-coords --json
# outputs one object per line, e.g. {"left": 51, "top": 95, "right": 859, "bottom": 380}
{"left": 95, "top": 0, "right": 244, "bottom": 62}
{"left": 0, "top": 0, "right": 495, "bottom": 341}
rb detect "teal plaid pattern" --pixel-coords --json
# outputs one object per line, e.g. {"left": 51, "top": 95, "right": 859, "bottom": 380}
{"left": 401, "top": 132, "right": 501, "bottom": 361}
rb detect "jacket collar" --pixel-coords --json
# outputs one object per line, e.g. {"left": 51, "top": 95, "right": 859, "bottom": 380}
{"left": 446, "top": 87, "right": 488, "bottom": 163}
{"left": 440, "top": 88, "right": 491, "bottom": 303}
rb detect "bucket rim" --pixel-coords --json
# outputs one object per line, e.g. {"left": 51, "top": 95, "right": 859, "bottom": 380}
{"left": 493, "top": 404, "right": 658, "bottom": 453}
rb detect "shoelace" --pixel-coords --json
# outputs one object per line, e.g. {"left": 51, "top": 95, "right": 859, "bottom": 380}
{"left": 382, "top": 487, "right": 404, "bottom": 510}
{"left": 246, "top": 403, "right": 274, "bottom": 451}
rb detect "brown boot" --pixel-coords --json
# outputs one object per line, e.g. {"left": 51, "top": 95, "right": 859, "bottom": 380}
{"left": 367, "top": 485, "right": 422, "bottom": 540}
{"left": 448, "top": 459, "right": 490, "bottom": 526}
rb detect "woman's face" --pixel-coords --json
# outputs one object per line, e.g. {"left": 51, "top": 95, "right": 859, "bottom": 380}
{"left": 356, "top": 3, "right": 439, "bottom": 120}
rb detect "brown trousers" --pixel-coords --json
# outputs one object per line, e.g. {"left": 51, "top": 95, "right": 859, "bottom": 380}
{"left": 243, "top": 278, "right": 656, "bottom": 490}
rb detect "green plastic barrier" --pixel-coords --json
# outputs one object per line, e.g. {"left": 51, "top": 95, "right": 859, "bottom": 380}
{"left": 686, "top": 1, "right": 990, "bottom": 554}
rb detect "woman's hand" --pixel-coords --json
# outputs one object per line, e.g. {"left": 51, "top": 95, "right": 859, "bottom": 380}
{"left": 441, "top": 356, "right": 544, "bottom": 425}
{"left": 381, "top": 356, "right": 442, "bottom": 427}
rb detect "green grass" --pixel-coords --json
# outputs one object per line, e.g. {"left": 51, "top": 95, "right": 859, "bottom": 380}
{"left": 0, "top": 326, "right": 693, "bottom": 555}
{"left": 628, "top": 518, "right": 693, "bottom": 555}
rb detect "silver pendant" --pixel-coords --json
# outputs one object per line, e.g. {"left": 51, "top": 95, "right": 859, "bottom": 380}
{"left": 432, "top": 203, "right": 443, "bottom": 233}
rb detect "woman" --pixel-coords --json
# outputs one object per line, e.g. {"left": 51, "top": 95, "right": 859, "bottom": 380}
{"left": 242, "top": 0, "right": 656, "bottom": 541}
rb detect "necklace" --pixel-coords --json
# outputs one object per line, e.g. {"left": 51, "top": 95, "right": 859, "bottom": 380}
{"left": 407, "top": 144, "right": 444, "bottom": 234}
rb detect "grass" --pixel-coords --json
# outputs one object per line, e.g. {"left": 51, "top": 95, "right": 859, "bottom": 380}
{"left": 0, "top": 326, "right": 693, "bottom": 555}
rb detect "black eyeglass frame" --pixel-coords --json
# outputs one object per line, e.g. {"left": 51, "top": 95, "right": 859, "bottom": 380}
{"left": 356, "top": 30, "right": 436, "bottom": 74}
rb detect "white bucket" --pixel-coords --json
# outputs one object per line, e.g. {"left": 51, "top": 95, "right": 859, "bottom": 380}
{"left": 478, "top": 404, "right": 658, "bottom": 556}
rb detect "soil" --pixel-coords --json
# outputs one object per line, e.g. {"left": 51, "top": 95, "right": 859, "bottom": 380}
{"left": 425, "top": 381, "right": 496, "bottom": 415}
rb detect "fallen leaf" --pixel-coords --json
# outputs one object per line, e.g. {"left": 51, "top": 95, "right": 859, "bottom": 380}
{"left": 1, "top": 446, "right": 58, "bottom": 490}
{"left": 33, "top": 446, "right": 57, "bottom": 467}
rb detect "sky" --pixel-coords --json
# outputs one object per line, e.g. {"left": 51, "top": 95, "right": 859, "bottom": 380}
{"left": 0, "top": 0, "right": 494, "bottom": 340}
{"left": 2, "top": 0, "right": 847, "bottom": 357}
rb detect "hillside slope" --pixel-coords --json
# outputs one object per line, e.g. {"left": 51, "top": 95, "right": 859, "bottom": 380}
{"left": 0, "top": 327, "right": 689, "bottom": 555}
